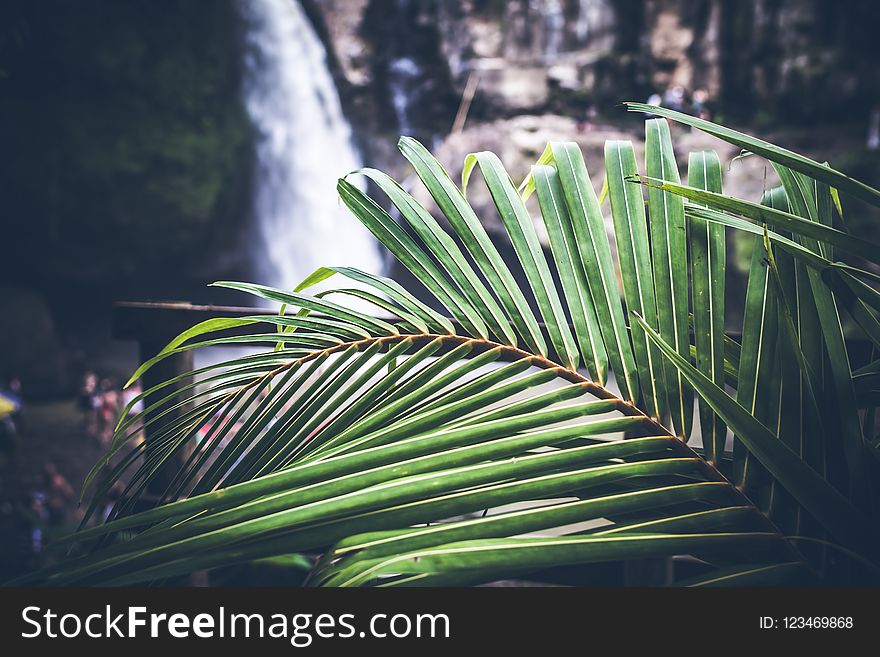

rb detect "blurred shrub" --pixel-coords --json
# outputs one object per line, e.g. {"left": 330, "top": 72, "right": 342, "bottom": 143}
{"left": 0, "top": 0, "right": 251, "bottom": 291}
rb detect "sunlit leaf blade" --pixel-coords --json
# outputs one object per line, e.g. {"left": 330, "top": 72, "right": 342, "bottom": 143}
{"left": 319, "top": 482, "right": 735, "bottom": 574}
{"left": 125, "top": 317, "right": 261, "bottom": 387}
{"left": 624, "top": 102, "right": 880, "bottom": 208}
{"left": 327, "top": 266, "right": 454, "bottom": 334}
{"left": 516, "top": 142, "right": 554, "bottom": 202}
{"left": 293, "top": 266, "right": 338, "bottom": 293}
{"left": 327, "top": 533, "right": 796, "bottom": 587}
{"left": 398, "top": 136, "right": 546, "bottom": 354}
{"left": 685, "top": 206, "right": 829, "bottom": 271}
{"left": 211, "top": 280, "right": 398, "bottom": 336}
{"left": 336, "top": 178, "right": 489, "bottom": 337}
{"left": 635, "top": 177, "right": 880, "bottom": 267}
{"left": 551, "top": 141, "right": 639, "bottom": 403}
{"left": 645, "top": 119, "right": 692, "bottom": 438}
{"left": 319, "top": 288, "right": 429, "bottom": 333}
{"left": 605, "top": 139, "right": 665, "bottom": 420}
{"left": 352, "top": 167, "right": 514, "bottom": 343}
{"left": 687, "top": 149, "right": 726, "bottom": 462}
{"left": 532, "top": 164, "right": 608, "bottom": 382}
{"left": 464, "top": 152, "right": 580, "bottom": 368}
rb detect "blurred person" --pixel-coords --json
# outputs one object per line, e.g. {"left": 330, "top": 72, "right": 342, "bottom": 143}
{"left": 80, "top": 371, "right": 100, "bottom": 436}
{"left": 0, "top": 378, "right": 22, "bottom": 460}
{"left": 98, "top": 378, "right": 121, "bottom": 446}
{"left": 43, "top": 463, "right": 77, "bottom": 526}
{"left": 576, "top": 104, "right": 598, "bottom": 133}
{"left": 868, "top": 104, "right": 880, "bottom": 151}
{"left": 119, "top": 381, "right": 146, "bottom": 448}
{"left": 663, "top": 85, "right": 686, "bottom": 113}
{"left": 79, "top": 371, "right": 97, "bottom": 412}
{"left": 28, "top": 491, "right": 48, "bottom": 553}
{"left": 692, "top": 88, "right": 711, "bottom": 120}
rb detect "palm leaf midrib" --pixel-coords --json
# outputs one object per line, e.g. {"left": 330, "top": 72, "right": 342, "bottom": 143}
{"left": 285, "top": 329, "right": 807, "bottom": 567}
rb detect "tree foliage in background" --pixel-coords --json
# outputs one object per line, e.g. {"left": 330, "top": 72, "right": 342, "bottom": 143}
{"left": 22, "top": 106, "right": 880, "bottom": 587}
{"left": 0, "top": 0, "right": 250, "bottom": 286}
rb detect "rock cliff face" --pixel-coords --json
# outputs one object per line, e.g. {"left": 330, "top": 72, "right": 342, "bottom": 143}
{"left": 305, "top": 0, "right": 878, "bottom": 233}
{"left": 306, "top": 0, "right": 878, "bottom": 301}
{"left": 310, "top": 0, "right": 879, "bottom": 142}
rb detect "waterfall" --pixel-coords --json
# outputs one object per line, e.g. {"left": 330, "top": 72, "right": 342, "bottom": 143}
{"left": 539, "top": 0, "right": 566, "bottom": 61}
{"left": 574, "top": 0, "right": 616, "bottom": 50}
{"left": 239, "top": 0, "right": 382, "bottom": 292}
{"left": 388, "top": 56, "right": 421, "bottom": 136}
{"left": 575, "top": 0, "right": 593, "bottom": 43}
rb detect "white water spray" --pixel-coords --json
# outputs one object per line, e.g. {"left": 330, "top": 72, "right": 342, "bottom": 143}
{"left": 240, "top": 0, "right": 382, "bottom": 291}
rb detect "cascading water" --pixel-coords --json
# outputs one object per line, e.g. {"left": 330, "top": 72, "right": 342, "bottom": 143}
{"left": 381, "top": 0, "right": 433, "bottom": 144}
{"left": 540, "top": 0, "right": 566, "bottom": 61}
{"left": 388, "top": 56, "right": 421, "bottom": 136}
{"left": 239, "top": 0, "right": 382, "bottom": 292}
{"left": 574, "top": 0, "right": 616, "bottom": 49}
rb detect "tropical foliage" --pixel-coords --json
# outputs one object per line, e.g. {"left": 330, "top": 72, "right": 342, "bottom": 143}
{"left": 24, "top": 105, "right": 880, "bottom": 586}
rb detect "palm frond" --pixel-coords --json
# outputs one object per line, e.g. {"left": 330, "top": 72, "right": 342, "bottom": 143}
{"left": 605, "top": 140, "right": 665, "bottom": 422}
{"left": 532, "top": 164, "right": 608, "bottom": 382}
{"left": 32, "top": 114, "right": 880, "bottom": 587}
{"left": 549, "top": 141, "right": 640, "bottom": 404}
{"left": 645, "top": 119, "right": 692, "bottom": 437}
{"left": 686, "top": 150, "right": 726, "bottom": 463}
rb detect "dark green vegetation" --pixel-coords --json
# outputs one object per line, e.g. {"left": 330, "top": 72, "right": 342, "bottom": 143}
{"left": 0, "top": 0, "right": 251, "bottom": 290}
{"left": 22, "top": 108, "right": 880, "bottom": 587}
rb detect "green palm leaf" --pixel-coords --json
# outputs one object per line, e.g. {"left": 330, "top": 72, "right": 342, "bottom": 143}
{"left": 687, "top": 150, "right": 726, "bottom": 462}
{"left": 463, "top": 152, "right": 579, "bottom": 368}
{"left": 398, "top": 137, "right": 546, "bottom": 353}
{"left": 32, "top": 118, "right": 880, "bottom": 588}
{"left": 532, "top": 164, "right": 608, "bottom": 382}
{"left": 550, "top": 141, "right": 640, "bottom": 403}
{"left": 624, "top": 102, "right": 880, "bottom": 208}
{"left": 351, "top": 168, "right": 512, "bottom": 342}
{"left": 645, "top": 119, "right": 692, "bottom": 438}
{"left": 605, "top": 139, "right": 666, "bottom": 422}
{"left": 634, "top": 314, "right": 878, "bottom": 555}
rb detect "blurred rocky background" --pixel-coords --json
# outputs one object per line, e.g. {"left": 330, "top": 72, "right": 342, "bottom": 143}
{"left": 315, "top": 0, "right": 880, "bottom": 159}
